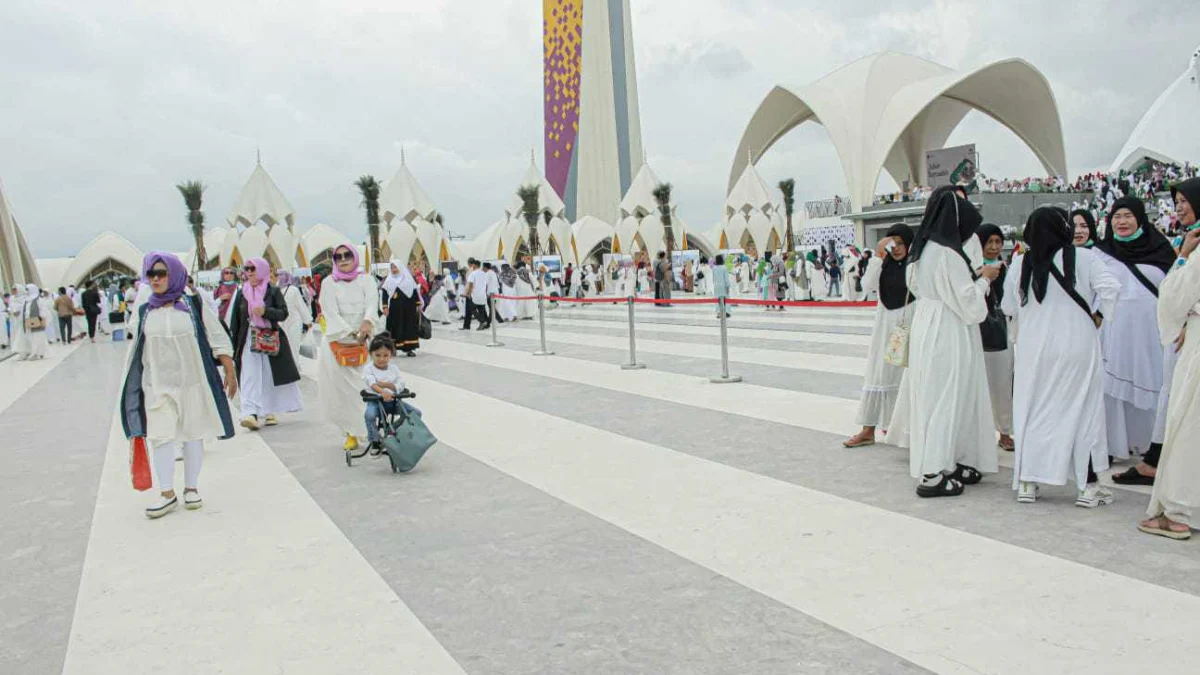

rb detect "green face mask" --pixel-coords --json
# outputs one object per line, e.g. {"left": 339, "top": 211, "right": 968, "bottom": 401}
{"left": 1114, "top": 227, "right": 1143, "bottom": 243}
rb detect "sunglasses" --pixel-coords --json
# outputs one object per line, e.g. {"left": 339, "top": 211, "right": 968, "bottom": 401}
{"left": 333, "top": 251, "right": 354, "bottom": 262}
{"left": 146, "top": 269, "right": 169, "bottom": 280}
{"left": 243, "top": 265, "right": 256, "bottom": 272}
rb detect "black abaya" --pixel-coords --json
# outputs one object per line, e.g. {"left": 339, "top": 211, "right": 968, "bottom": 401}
{"left": 383, "top": 288, "right": 421, "bottom": 353}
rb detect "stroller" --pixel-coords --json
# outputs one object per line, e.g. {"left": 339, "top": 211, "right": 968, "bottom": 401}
{"left": 351, "top": 389, "right": 437, "bottom": 474}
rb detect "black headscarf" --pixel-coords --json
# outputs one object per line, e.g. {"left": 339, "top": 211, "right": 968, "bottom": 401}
{"left": 1096, "top": 196, "right": 1175, "bottom": 273}
{"left": 1019, "top": 207, "right": 1074, "bottom": 305}
{"left": 1069, "top": 209, "right": 1098, "bottom": 247}
{"left": 908, "top": 185, "right": 982, "bottom": 272}
{"left": 975, "top": 223, "right": 1007, "bottom": 306}
{"left": 879, "top": 223, "right": 915, "bottom": 310}
{"left": 1171, "top": 177, "right": 1200, "bottom": 229}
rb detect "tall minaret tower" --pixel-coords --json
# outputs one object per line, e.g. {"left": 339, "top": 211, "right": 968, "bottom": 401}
{"left": 543, "top": 0, "right": 644, "bottom": 223}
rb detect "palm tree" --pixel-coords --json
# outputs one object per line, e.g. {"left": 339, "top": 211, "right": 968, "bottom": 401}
{"left": 779, "top": 178, "right": 796, "bottom": 253}
{"left": 175, "top": 180, "right": 207, "bottom": 272}
{"left": 517, "top": 185, "right": 541, "bottom": 261}
{"left": 652, "top": 182, "right": 674, "bottom": 261}
{"left": 354, "top": 175, "right": 382, "bottom": 266}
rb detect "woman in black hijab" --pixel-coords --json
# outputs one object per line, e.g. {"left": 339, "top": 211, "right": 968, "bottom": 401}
{"left": 890, "top": 187, "right": 1001, "bottom": 498}
{"left": 844, "top": 223, "right": 915, "bottom": 448}
{"left": 1094, "top": 195, "right": 1174, "bottom": 464}
{"left": 1070, "top": 209, "right": 1098, "bottom": 248}
{"left": 1004, "top": 206, "right": 1122, "bottom": 507}
{"left": 976, "top": 223, "right": 1014, "bottom": 451}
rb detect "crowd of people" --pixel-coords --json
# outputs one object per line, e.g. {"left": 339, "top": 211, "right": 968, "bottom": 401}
{"left": 843, "top": 178, "right": 1200, "bottom": 540}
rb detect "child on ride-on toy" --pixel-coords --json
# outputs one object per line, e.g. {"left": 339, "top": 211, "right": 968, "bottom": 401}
{"left": 362, "top": 332, "right": 406, "bottom": 453}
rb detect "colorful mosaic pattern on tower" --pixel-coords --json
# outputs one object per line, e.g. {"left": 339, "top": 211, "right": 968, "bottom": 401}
{"left": 543, "top": 0, "right": 583, "bottom": 200}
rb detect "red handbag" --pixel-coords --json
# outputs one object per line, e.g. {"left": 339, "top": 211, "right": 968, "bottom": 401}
{"left": 130, "top": 437, "right": 153, "bottom": 492}
{"left": 251, "top": 326, "right": 281, "bottom": 356}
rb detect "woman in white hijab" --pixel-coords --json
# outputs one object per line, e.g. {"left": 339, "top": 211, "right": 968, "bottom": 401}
{"left": 16, "top": 284, "right": 51, "bottom": 360}
{"left": 423, "top": 274, "right": 454, "bottom": 324}
{"left": 380, "top": 259, "right": 422, "bottom": 356}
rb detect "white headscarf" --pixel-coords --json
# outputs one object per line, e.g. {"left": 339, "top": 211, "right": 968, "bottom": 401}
{"left": 381, "top": 259, "right": 417, "bottom": 298}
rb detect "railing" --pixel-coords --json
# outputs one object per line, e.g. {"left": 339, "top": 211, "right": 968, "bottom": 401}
{"left": 804, "top": 197, "right": 853, "bottom": 219}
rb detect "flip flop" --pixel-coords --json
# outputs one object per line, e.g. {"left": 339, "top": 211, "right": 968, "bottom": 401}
{"left": 1137, "top": 516, "right": 1191, "bottom": 540}
{"left": 1112, "top": 467, "right": 1155, "bottom": 486}
{"left": 842, "top": 437, "right": 876, "bottom": 448}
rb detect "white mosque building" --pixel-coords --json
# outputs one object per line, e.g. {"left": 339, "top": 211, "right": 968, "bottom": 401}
{"left": 1110, "top": 44, "right": 1200, "bottom": 171}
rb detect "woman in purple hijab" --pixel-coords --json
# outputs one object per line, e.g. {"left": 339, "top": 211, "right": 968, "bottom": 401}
{"left": 119, "top": 252, "right": 237, "bottom": 519}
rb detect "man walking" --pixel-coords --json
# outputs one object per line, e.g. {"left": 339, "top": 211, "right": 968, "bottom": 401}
{"left": 460, "top": 259, "right": 490, "bottom": 331}
{"left": 81, "top": 280, "right": 103, "bottom": 342}
{"left": 654, "top": 251, "right": 672, "bottom": 307}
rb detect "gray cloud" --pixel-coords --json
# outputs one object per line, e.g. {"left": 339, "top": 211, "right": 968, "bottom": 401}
{"left": 1, "top": 0, "right": 1197, "bottom": 258}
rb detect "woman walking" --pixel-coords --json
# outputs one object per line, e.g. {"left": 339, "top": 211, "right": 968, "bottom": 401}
{"left": 15, "top": 284, "right": 50, "bottom": 360}
{"left": 319, "top": 243, "right": 379, "bottom": 453}
{"left": 844, "top": 224, "right": 914, "bottom": 448}
{"left": 120, "top": 252, "right": 237, "bottom": 518}
{"left": 1002, "top": 208, "right": 1119, "bottom": 507}
{"left": 889, "top": 187, "right": 1000, "bottom": 497}
{"left": 380, "top": 260, "right": 422, "bottom": 356}
{"left": 229, "top": 258, "right": 302, "bottom": 430}
{"left": 274, "top": 269, "right": 313, "bottom": 366}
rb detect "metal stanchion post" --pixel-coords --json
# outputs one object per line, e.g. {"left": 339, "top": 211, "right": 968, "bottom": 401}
{"left": 486, "top": 294, "right": 503, "bottom": 347}
{"left": 621, "top": 296, "right": 645, "bottom": 370}
{"left": 532, "top": 293, "right": 554, "bottom": 356}
{"left": 709, "top": 297, "right": 742, "bottom": 384}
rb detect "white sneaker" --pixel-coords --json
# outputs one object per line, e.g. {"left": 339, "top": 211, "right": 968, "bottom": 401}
{"left": 145, "top": 495, "right": 178, "bottom": 519}
{"left": 1076, "top": 485, "right": 1115, "bottom": 508}
{"left": 1016, "top": 481, "right": 1038, "bottom": 503}
{"left": 183, "top": 491, "right": 203, "bottom": 510}
{"left": 240, "top": 416, "right": 261, "bottom": 430}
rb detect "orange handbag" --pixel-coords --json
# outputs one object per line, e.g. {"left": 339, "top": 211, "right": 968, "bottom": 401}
{"left": 329, "top": 341, "right": 368, "bottom": 367}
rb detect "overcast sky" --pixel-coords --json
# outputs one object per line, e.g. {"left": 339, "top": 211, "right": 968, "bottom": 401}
{"left": 2, "top": 0, "right": 1197, "bottom": 257}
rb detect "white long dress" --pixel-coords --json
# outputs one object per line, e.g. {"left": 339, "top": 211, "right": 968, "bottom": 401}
{"left": 513, "top": 275, "right": 537, "bottom": 319}
{"left": 17, "top": 296, "right": 52, "bottom": 357}
{"left": 888, "top": 241, "right": 998, "bottom": 478}
{"left": 128, "top": 300, "right": 234, "bottom": 445}
{"left": 280, "top": 285, "right": 312, "bottom": 365}
{"left": 855, "top": 257, "right": 909, "bottom": 427}
{"left": 636, "top": 267, "right": 650, "bottom": 296}
{"left": 318, "top": 275, "right": 378, "bottom": 439}
{"left": 1146, "top": 253, "right": 1200, "bottom": 526}
{"left": 1002, "top": 249, "right": 1120, "bottom": 488}
{"left": 424, "top": 285, "right": 453, "bottom": 324}
{"left": 1096, "top": 251, "right": 1166, "bottom": 459}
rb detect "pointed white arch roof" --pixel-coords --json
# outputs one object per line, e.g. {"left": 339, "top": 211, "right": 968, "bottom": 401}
{"left": 380, "top": 159, "right": 438, "bottom": 225}
{"left": 619, "top": 163, "right": 664, "bottom": 218}
{"left": 725, "top": 162, "right": 775, "bottom": 217}
{"left": 1110, "top": 45, "right": 1200, "bottom": 171}
{"left": 228, "top": 161, "right": 296, "bottom": 230}
{"left": 59, "top": 231, "right": 144, "bottom": 288}
{"left": 0, "top": 181, "right": 41, "bottom": 288}
{"left": 300, "top": 223, "right": 351, "bottom": 263}
{"left": 730, "top": 51, "right": 1067, "bottom": 210}
{"left": 506, "top": 157, "right": 566, "bottom": 219}
{"left": 569, "top": 216, "right": 613, "bottom": 265}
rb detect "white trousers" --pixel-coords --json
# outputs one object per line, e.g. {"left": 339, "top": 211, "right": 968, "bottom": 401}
{"left": 153, "top": 439, "right": 203, "bottom": 491}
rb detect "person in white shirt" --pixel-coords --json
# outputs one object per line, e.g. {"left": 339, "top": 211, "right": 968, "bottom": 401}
{"left": 362, "top": 333, "right": 407, "bottom": 451}
{"left": 483, "top": 262, "right": 502, "bottom": 323}
{"left": 460, "top": 259, "right": 490, "bottom": 330}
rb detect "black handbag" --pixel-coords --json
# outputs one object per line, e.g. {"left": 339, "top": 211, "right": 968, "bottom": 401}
{"left": 418, "top": 314, "right": 432, "bottom": 340}
{"left": 979, "top": 308, "right": 1008, "bottom": 351}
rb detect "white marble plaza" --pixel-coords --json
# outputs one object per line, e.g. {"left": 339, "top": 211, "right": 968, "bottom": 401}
{"left": 1, "top": 300, "right": 1196, "bottom": 675}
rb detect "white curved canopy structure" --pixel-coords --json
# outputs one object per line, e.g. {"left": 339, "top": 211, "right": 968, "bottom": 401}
{"left": 723, "top": 162, "right": 785, "bottom": 254}
{"left": 570, "top": 216, "right": 614, "bottom": 264}
{"left": 222, "top": 159, "right": 300, "bottom": 267}
{"left": 1110, "top": 45, "right": 1200, "bottom": 172}
{"left": 0, "top": 181, "right": 41, "bottom": 288}
{"left": 506, "top": 156, "right": 566, "bottom": 220}
{"left": 228, "top": 160, "right": 296, "bottom": 230}
{"left": 52, "top": 231, "right": 143, "bottom": 289}
{"left": 731, "top": 51, "right": 1068, "bottom": 210}
{"left": 381, "top": 156, "right": 438, "bottom": 225}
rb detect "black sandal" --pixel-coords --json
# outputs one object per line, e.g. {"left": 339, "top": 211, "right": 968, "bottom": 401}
{"left": 1112, "top": 467, "right": 1155, "bottom": 486}
{"left": 951, "top": 464, "right": 983, "bottom": 485}
{"left": 916, "top": 474, "right": 965, "bottom": 498}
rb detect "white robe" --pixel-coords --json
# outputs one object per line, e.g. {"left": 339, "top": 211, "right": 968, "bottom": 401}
{"left": 279, "top": 285, "right": 313, "bottom": 365}
{"left": 887, "top": 241, "right": 998, "bottom": 478}
{"left": 424, "top": 285, "right": 453, "bottom": 324}
{"left": 498, "top": 283, "right": 519, "bottom": 321}
{"left": 127, "top": 299, "right": 234, "bottom": 445}
{"left": 636, "top": 268, "right": 650, "bottom": 295}
{"left": 855, "top": 257, "right": 908, "bottom": 427}
{"left": 1096, "top": 251, "right": 1166, "bottom": 458}
{"left": 318, "top": 275, "right": 378, "bottom": 439}
{"left": 1147, "top": 253, "right": 1200, "bottom": 526}
{"left": 16, "top": 296, "right": 51, "bottom": 357}
{"left": 1002, "top": 249, "right": 1120, "bottom": 488}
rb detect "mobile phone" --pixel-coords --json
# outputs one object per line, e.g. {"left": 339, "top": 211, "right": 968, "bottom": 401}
{"left": 884, "top": 240, "right": 896, "bottom": 253}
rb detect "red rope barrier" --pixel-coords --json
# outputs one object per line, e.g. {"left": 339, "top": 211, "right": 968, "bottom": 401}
{"left": 489, "top": 294, "right": 877, "bottom": 308}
